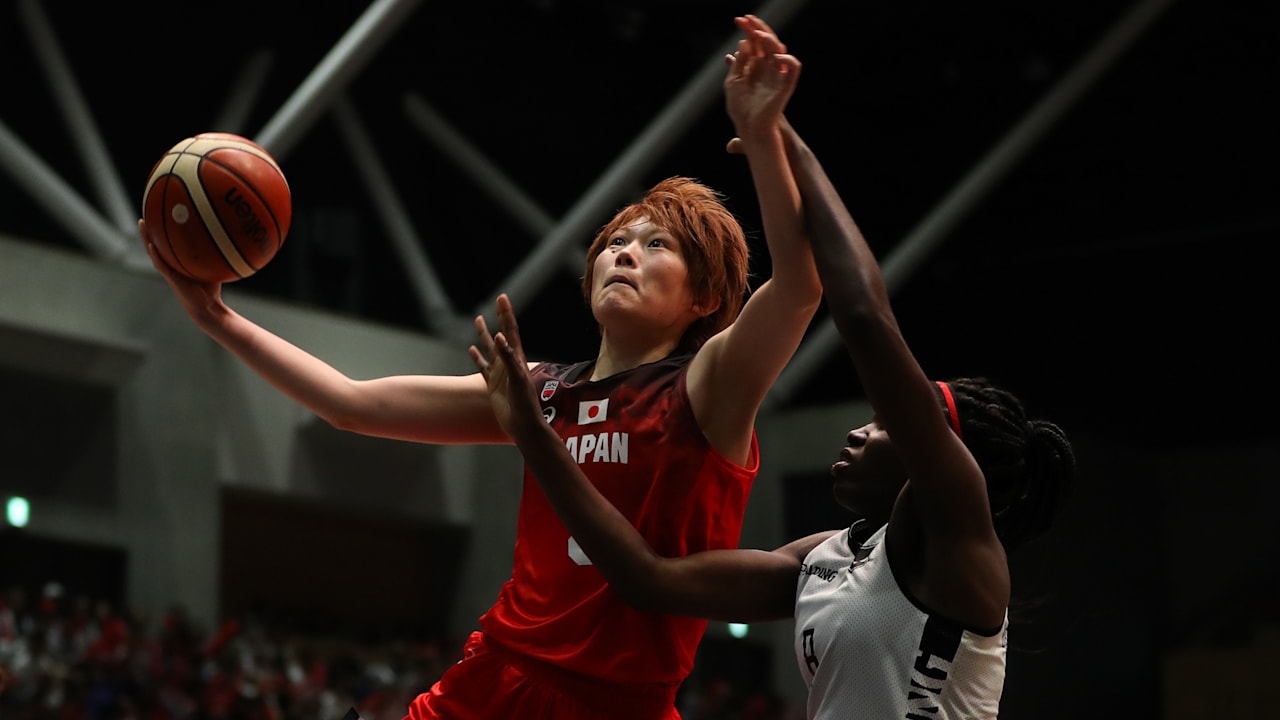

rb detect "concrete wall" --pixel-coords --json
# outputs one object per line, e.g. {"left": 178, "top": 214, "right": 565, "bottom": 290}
{"left": 0, "top": 234, "right": 520, "bottom": 635}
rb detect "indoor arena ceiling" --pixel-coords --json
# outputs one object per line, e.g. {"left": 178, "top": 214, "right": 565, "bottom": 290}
{"left": 1, "top": 0, "right": 1276, "bottom": 446}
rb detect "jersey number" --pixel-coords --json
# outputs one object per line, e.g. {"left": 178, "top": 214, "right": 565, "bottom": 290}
{"left": 802, "top": 627, "right": 819, "bottom": 674}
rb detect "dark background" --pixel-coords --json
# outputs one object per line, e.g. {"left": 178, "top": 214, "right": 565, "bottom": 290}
{"left": 2, "top": 0, "right": 1275, "bottom": 440}
{"left": 2, "top": 1, "right": 1277, "bottom": 717}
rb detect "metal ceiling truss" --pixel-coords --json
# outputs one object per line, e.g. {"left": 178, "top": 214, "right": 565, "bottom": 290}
{"left": 0, "top": 0, "right": 1172, "bottom": 405}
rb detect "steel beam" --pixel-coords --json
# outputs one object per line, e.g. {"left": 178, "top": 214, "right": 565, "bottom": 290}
{"left": 18, "top": 0, "right": 140, "bottom": 243}
{"left": 402, "top": 93, "right": 582, "bottom": 274}
{"left": 255, "top": 0, "right": 423, "bottom": 160}
{"left": 332, "top": 96, "right": 460, "bottom": 335}
{"left": 0, "top": 118, "right": 139, "bottom": 267}
{"left": 212, "top": 50, "right": 277, "bottom": 136}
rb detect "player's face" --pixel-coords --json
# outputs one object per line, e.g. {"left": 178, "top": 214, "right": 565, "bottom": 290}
{"left": 829, "top": 420, "right": 907, "bottom": 521}
{"left": 590, "top": 217, "right": 701, "bottom": 335}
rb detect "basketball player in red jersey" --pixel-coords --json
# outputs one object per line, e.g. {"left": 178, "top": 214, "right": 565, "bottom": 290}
{"left": 140, "top": 15, "right": 820, "bottom": 720}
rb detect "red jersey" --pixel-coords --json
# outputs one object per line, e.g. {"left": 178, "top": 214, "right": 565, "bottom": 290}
{"left": 482, "top": 353, "right": 759, "bottom": 686}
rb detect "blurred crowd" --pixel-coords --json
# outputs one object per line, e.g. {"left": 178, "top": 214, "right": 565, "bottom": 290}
{"left": 0, "top": 584, "right": 451, "bottom": 720}
{"left": 0, "top": 585, "right": 794, "bottom": 720}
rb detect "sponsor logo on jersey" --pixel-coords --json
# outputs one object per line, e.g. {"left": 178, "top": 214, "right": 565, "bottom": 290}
{"left": 577, "top": 398, "right": 609, "bottom": 425}
{"left": 541, "top": 380, "right": 559, "bottom": 401}
{"left": 800, "top": 563, "right": 840, "bottom": 582}
{"left": 542, "top": 406, "right": 556, "bottom": 424}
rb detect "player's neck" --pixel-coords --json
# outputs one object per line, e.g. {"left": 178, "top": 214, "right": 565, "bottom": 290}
{"left": 591, "top": 337, "right": 680, "bottom": 381}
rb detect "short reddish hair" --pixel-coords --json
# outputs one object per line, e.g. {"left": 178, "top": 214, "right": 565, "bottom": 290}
{"left": 581, "top": 177, "right": 750, "bottom": 353}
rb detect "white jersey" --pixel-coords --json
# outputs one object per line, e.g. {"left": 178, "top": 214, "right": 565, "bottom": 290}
{"left": 794, "top": 524, "right": 1008, "bottom": 719}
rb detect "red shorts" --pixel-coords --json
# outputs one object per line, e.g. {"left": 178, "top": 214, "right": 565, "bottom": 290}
{"left": 404, "top": 632, "right": 682, "bottom": 720}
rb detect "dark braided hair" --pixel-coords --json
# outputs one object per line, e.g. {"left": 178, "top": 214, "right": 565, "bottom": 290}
{"left": 943, "top": 377, "right": 1077, "bottom": 553}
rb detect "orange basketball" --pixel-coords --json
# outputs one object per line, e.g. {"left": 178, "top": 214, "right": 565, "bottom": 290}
{"left": 141, "top": 132, "right": 291, "bottom": 283}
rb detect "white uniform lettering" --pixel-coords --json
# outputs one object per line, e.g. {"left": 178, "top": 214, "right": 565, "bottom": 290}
{"left": 577, "top": 433, "right": 598, "bottom": 462}
{"left": 592, "top": 433, "right": 610, "bottom": 462}
{"left": 561, "top": 432, "right": 629, "bottom": 465}
{"left": 611, "top": 432, "right": 627, "bottom": 463}
{"left": 904, "top": 653, "right": 950, "bottom": 718}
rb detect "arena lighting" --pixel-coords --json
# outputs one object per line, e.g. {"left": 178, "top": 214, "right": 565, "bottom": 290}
{"left": 6, "top": 496, "right": 30, "bottom": 528}
{"left": 728, "top": 623, "right": 748, "bottom": 639}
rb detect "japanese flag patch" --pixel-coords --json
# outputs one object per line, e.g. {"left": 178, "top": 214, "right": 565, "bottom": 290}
{"left": 577, "top": 398, "right": 609, "bottom": 425}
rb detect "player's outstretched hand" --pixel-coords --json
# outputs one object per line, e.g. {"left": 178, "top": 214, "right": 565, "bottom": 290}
{"left": 469, "top": 293, "right": 543, "bottom": 441}
{"left": 723, "top": 14, "right": 801, "bottom": 142}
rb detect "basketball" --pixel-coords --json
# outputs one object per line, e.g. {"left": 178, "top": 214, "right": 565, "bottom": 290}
{"left": 141, "top": 132, "right": 292, "bottom": 283}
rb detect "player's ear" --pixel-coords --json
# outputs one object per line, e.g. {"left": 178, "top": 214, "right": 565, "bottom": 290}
{"left": 693, "top": 295, "right": 721, "bottom": 318}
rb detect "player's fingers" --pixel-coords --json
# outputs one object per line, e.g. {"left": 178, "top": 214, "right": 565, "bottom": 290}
{"left": 137, "top": 219, "right": 182, "bottom": 283}
{"left": 772, "top": 54, "right": 802, "bottom": 80}
{"left": 729, "top": 41, "right": 752, "bottom": 77}
{"left": 491, "top": 332, "right": 510, "bottom": 370}
{"left": 754, "top": 29, "right": 786, "bottom": 56}
{"left": 492, "top": 332, "right": 528, "bottom": 389}
{"left": 138, "top": 220, "right": 161, "bottom": 265}
{"left": 725, "top": 52, "right": 747, "bottom": 83}
{"left": 141, "top": 239, "right": 163, "bottom": 269}
{"left": 141, "top": 237, "right": 180, "bottom": 281}
{"left": 725, "top": 137, "right": 745, "bottom": 154}
{"left": 473, "top": 314, "right": 496, "bottom": 360}
{"left": 496, "top": 326, "right": 523, "bottom": 370}
{"left": 745, "top": 14, "right": 780, "bottom": 41}
{"left": 494, "top": 294, "right": 524, "bottom": 359}
{"left": 467, "top": 344, "right": 489, "bottom": 376}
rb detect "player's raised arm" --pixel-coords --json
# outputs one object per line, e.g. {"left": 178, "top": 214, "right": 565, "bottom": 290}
{"left": 687, "top": 15, "right": 823, "bottom": 466}
{"left": 776, "top": 120, "right": 997, "bottom": 548}
{"left": 140, "top": 219, "right": 506, "bottom": 446}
